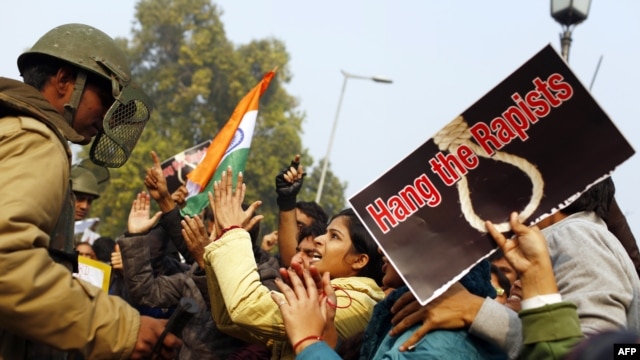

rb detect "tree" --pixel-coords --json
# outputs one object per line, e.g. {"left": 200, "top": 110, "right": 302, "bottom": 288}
{"left": 89, "top": 0, "right": 345, "bottom": 240}
{"left": 300, "top": 159, "right": 347, "bottom": 219}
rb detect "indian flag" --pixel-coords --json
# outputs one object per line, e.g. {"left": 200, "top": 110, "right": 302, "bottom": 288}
{"left": 181, "top": 69, "right": 276, "bottom": 216}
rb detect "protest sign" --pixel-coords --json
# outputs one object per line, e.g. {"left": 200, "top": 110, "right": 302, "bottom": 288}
{"left": 349, "top": 44, "right": 635, "bottom": 305}
{"left": 75, "top": 256, "right": 112, "bottom": 292}
{"left": 161, "top": 140, "right": 211, "bottom": 194}
{"left": 74, "top": 217, "right": 100, "bottom": 245}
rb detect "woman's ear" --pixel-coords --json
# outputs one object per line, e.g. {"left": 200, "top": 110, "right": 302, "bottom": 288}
{"left": 350, "top": 253, "right": 369, "bottom": 271}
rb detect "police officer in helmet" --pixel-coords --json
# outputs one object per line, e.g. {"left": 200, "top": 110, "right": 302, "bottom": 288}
{"left": 0, "top": 24, "right": 180, "bottom": 359}
{"left": 71, "top": 165, "right": 101, "bottom": 221}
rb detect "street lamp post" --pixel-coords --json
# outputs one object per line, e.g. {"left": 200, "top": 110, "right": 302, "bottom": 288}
{"left": 314, "top": 70, "right": 392, "bottom": 204}
{"left": 549, "top": 0, "right": 640, "bottom": 287}
{"left": 550, "top": 0, "right": 592, "bottom": 61}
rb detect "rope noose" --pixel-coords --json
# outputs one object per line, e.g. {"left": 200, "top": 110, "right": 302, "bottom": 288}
{"left": 433, "top": 116, "right": 544, "bottom": 233}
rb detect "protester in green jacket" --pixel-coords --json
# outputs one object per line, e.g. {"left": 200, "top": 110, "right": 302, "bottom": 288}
{"left": 488, "top": 211, "right": 584, "bottom": 359}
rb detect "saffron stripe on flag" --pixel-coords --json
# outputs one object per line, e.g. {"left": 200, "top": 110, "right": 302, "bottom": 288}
{"left": 180, "top": 69, "right": 275, "bottom": 217}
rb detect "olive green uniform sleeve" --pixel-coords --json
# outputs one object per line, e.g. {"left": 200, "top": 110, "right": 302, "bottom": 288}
{"left": 0, "top": 117, "right": 140, "bottom": 359}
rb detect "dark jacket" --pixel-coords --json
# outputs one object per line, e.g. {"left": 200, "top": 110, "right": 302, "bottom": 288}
{"left": 119, "top": 233, "right": 280, "bottom": 359}
{"left": 359, "top": 260, "right": 506, "bottom": 360}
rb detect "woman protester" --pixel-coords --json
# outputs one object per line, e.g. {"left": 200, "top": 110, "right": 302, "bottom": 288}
{"left": 183, "top": 167, "right": 385, "bottom": 360}
{"left": 273, "top": 254, "right": 506, "bottom": 359}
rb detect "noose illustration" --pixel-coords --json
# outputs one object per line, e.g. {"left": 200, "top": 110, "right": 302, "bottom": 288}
{"left": 433, "top": 116, "right": 544, "bottom": 233}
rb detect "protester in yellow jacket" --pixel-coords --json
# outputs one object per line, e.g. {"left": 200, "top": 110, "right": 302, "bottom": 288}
{"left": 184, "top": 168, "right": 385, "bottom": 360}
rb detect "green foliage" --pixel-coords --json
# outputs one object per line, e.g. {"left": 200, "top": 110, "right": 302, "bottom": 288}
{"left": 89, "top": 0, "right": 346, "bottom": 239}
{"left": 301, "top": 159, "right": 347, "bottom": 219}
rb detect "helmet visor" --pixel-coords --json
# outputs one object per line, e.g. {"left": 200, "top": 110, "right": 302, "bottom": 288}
{"left": 90, "top": 82, "right": 153, "bottom": 168}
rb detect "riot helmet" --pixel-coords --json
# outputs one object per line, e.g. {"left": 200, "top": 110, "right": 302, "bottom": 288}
{"left": 18, "top": 23, "right": 153, "bottom": 167}
{"left": 76, "top": 158, "right": 111, "bottom": 193}
{"left": 70, "top": 166, "right": 101, "bottom": 199}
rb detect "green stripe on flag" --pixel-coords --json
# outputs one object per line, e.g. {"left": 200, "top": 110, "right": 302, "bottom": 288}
{"left": 180, "top": 148, "right": 250, "bottom": 217}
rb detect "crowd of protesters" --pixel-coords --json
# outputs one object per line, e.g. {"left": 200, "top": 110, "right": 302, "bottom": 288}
{"left": 1, "top": 23, "right": 639, "bottom": 360}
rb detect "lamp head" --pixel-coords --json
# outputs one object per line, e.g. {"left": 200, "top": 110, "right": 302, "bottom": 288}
{"left": 551, "top": 0, "right": 592, "bottom": 26}
{"left": 372, "top": 76, "right": 393, "bottom": 84}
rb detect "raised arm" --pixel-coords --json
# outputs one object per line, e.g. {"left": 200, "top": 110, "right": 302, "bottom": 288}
{"left": 119, "top": 192, "right": 184, "bottom": 307}
{"left": 201, "top": 168, "right": 376, "bottom": 358}
{"left": 127, "top": 192, "right": 162, "bottom": 235}
{"left": 144, "top": 151, "right": 175, "bottom": 213}
{"left": 276, "top": 155, "right": 305, "bottom": 267}
{"left": 486, "top": 212, "right": 558, "bottom": 300}
{"left": 487, "top": 212, "right": 583, "bottom": 360}
{"left": 144, "top": 151, "right": 195, "bottom": 265}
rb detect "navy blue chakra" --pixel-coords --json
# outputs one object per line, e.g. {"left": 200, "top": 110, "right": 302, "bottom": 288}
{"left": 225, "top": 129, "right": 245, "bottom": 155}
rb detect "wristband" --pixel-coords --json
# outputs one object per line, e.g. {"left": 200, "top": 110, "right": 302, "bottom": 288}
{"left": 215, "top": 225, "right": 241, "bottom": 241}
{"left": 292, "top": 335, "right": 323, "bottom": 353}
{"left": 277, "top": 195, "right": 297, "bottom": 211}
{"left": 520, "top": 293, "right": 562, "bottom": 310}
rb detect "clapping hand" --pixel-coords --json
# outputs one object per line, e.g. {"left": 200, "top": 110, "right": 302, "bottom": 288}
{"left": 271, "top": 262, "right": 336, "bottom": 354}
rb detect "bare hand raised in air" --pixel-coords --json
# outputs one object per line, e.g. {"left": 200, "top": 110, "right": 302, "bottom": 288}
{"left": 486, "top": 211, "right": 558, "bottom": 299}
{"left": 486, "top": 211, "right": 551, "bottom": 279}
{"left": 127, "top": 192, "right": 162, "bottom": 234}
{"left": 210, "top": 167, "right": 262, "bottom": 235}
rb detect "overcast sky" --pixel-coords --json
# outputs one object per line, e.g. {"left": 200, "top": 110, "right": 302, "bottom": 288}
{"left": 2, "top": 0, "right": 639, "bottom": 239}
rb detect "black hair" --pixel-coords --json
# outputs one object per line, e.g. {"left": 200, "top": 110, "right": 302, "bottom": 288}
{"left": 488, "top": 247, "right": 505, "bottom": 262}
{"left": 296, "top": 201, "right": 328, "bottom": 227}
{"left": 562, "top": 177, "right": 615, "bottom": 221}
{"left": 20, "top": 55, "right": 72, "bottom": 90}
{"left": 332, "top": 208, "right": 384, "bottom": 286}
{"left": 298, "top": 221, "right": 326, "bottom": 243}
{"left": 202, "top": 205, "right": 214, "bottom": 222}
{"left": 199, "top": 203, "right": 259, "bottom": 243}
{"left": 92, "top": 236, "right": 116, "bottom": 263}
{"left": 240, "top": 203, "right": 260, "bottom": 244}
{"left": 201, "top": 205, "right": 215, "bottom": 237}
{"left": 490, "top": 263, "right": 511, "bottom": 297}
{"left": 248, "top": 221, "right": 261, "bottom": 245}
{"left": 20, "top": 53, "right": 111, "bottom": 98}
